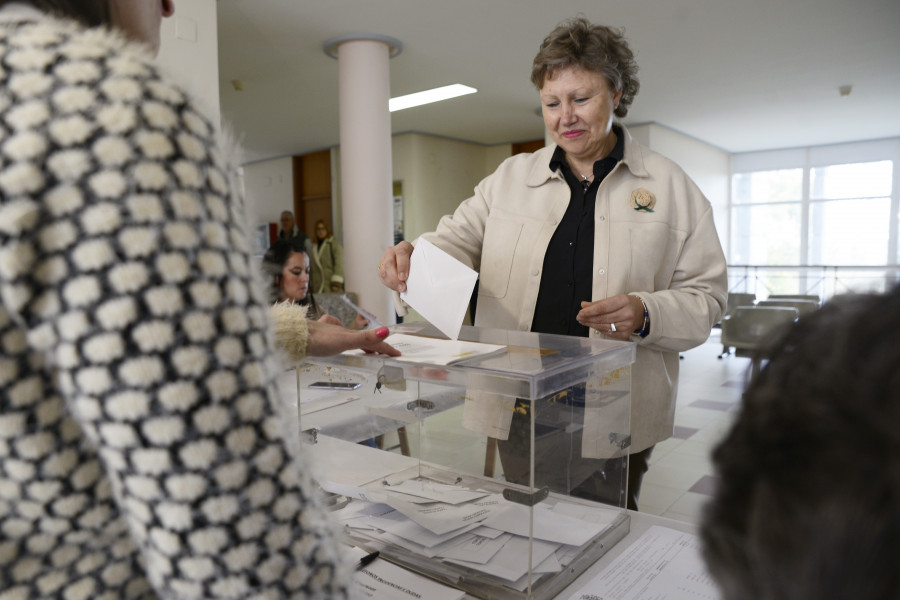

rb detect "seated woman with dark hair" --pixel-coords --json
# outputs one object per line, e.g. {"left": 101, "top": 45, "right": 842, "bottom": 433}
{"left": 265, "top": 238, "right": 369, "bottom": 329}
{"left": 264, "top": 238, "right": 339, "bottom": 322}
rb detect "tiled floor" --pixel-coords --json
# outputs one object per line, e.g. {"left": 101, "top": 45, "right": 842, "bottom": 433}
{"left": 639, "top": 329, "right": 751, "bottom": 524}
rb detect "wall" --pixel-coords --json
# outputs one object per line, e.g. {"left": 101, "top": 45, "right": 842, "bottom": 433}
{"left": 628, "top": 123, "right": 730, "bottom": 252}
{"left": 242, "top": 134, "right": 507, "bottom": 248}
{"left": 241, "top": 157, "right": 294, "bottom": 226}
{"left": 156, "top": 0, "right": 220, "bottom": 126}
{"left": 484, "top": 144, "right": 514, "bottom": 177}
{"left": 392, "top": 133, "right": 509, "bottom": 242}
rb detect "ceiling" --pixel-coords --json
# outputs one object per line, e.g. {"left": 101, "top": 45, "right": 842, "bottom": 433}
{"left": 216, "top": 0, "right": 900, "bottom": 165}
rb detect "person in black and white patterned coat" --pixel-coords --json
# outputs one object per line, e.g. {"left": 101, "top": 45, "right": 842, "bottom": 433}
{"left": 0, "top": 1, "right": 395, "bottom": 597}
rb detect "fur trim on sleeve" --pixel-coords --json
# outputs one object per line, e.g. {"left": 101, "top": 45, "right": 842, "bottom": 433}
{"left": 270, "top": 302, "right": 310, "bottom": 363}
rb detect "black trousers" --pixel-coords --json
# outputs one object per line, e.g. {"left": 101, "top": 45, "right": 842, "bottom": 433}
{"left": 497, "top": 394, "right": 655, "bottom": 511}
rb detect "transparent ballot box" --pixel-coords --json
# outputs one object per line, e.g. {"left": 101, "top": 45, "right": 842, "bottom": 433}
{"left": 292, "top": 323, "right": 635, "bottom": 599}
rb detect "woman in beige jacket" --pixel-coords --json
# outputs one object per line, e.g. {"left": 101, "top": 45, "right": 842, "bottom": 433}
{"left": 378, "top": 17, "right": 726, "bottom": 510}
{"left": 311, "top": 219, "right": 345, "bottom": 293}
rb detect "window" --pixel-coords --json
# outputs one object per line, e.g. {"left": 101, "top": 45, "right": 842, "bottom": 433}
{"left": 729, "top": 154, "right": 897, "bottom": 298}
{"left": 730, "top": 169, "right": 803, "bottom": 265}
{"left": 732, "top": 160, "right": 894, "bottom": 267}
{"left": 808, "top": 161, "right": 893, "bottom": 266}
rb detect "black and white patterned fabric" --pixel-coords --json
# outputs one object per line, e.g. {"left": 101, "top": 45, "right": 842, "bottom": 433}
{"left": 0, "top": 13, "right": 348, "bottom": 599}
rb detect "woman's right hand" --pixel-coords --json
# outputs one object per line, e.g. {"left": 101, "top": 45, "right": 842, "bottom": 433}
{"left": 377, "top": 241, "right": 414, "bottom": 293}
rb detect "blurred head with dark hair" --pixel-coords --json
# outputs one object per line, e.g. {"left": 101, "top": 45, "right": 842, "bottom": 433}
{"left": 701, "top": 285, "right": 900, "bottom": 600}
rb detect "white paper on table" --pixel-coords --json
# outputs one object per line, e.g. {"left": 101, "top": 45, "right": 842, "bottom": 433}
{"left": 444, "top": 535, "right": 560, "bottom": 583}
{"left": 385, "top": 480, "right": 491, "bottom": 505}
{"left": 384, "top": 494, "right": 505, "bottom": 535}
{"left": 566, "top": 525, "right": 722, "bottom": 600}
{"left": 346, "top": 545, "right": 466, "bottom": 600}
{"left": 481, "top": 502, "right": 605, "bottom": 547}
{"left": 400, "top": 237, "right": 478, "bottom": 340}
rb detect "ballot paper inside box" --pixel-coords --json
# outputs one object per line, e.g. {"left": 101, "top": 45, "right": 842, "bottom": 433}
{"left": 331, "top": 463, "right": 631, "bottom": 600}
{"left": 296, "top": 323, "right": 636, "bottom": 599}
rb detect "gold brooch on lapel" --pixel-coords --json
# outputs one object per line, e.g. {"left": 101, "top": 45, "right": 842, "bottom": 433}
{"left": 630, "top": 188, "right": 656, "bottom": 212}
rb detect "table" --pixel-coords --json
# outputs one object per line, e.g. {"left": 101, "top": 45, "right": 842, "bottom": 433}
{"left": 305, "top": 435, "right": 704, "bottom": 600}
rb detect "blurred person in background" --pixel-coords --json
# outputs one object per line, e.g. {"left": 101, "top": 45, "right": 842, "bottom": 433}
{"left": 278, "top": 208, "right": 312, "bottom": 254}
{"left": 311, "top": 218, "right": 345, "bottom": 293}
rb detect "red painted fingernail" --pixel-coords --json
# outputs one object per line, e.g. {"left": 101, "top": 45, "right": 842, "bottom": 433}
{"left": 375, "top": 327, "right": 389, "bottom": 338}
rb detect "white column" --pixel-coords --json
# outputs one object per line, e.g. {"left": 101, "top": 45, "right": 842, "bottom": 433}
{"left": 326, "top": 35, "right": 401, "bottom": 325}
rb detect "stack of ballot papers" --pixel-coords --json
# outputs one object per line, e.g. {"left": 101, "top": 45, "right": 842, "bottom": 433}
{"left": 377, "top": 333, "right": 507, "bottom": 366}
{"left": 324, "top": 478, "right": 623, "bottom": 593}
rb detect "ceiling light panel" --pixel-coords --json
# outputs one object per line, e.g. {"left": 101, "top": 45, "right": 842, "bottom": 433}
{"left": 389, "top": 84, "right": 477, "bottom": 112}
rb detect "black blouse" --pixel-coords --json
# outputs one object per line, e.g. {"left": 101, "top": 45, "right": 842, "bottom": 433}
{"left": 530, "top": 126, "right": 624, "bottom": 336}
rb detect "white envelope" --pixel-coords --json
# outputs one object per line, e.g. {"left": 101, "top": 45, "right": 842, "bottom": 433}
{"left": 400, "top": 238, "right": 478, "bottom": 340}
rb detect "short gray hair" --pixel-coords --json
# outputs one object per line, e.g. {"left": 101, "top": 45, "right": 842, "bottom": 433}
{"left": 531, "top": 17, "right": 640, "bottom": 118}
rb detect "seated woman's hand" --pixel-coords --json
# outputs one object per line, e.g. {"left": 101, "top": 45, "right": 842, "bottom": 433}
{"left": 377, "top": 241, "right": 414, "bottom": 293}
{"left": 317, "top": 313, "right": 344, "bottom": 327}
{"left": 306, "top": 323, "right": 400, "bottom": 357}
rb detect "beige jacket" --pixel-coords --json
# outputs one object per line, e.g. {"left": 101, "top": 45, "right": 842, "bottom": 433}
{"left": 311, "top": 236, "right": 345, "bottom": 293}
{"left": 418, "top": 127, "right": 727, "bottom": 451}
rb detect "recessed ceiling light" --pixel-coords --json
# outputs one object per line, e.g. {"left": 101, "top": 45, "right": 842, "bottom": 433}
{"left": 389, "top": 84, "right": 477, "bottom": 112}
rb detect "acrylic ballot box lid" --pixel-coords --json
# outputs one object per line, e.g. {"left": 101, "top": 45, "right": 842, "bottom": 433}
{"left": 303, "top": 322, "right": 636, "bottom": 400}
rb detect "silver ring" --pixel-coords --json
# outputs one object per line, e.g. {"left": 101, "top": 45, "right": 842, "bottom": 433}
{"left": 609, "top": 322, "right": 617, "bottom": 333}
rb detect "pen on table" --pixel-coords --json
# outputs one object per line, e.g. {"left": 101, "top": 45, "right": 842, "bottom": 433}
{"left": 356, "top": 550, "right": 380, "bottom": 571}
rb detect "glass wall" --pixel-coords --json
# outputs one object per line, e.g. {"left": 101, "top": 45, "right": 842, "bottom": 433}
{"left": 729, "top": 140, "right": 900, "bottom": 299}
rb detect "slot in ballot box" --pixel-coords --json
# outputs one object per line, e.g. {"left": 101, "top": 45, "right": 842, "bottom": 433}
{"left": 291, "top": 323, "right": 636, "bottom": 599}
